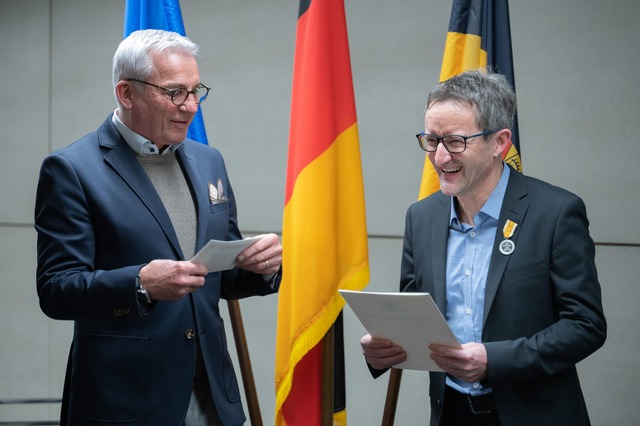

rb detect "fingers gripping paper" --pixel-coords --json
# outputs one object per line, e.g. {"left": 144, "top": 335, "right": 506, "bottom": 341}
{"left": 339, "top": 290, "right": 461, "bottom": 371}
{"left": 191, "top": 237, "right": 260, "bottom": 273}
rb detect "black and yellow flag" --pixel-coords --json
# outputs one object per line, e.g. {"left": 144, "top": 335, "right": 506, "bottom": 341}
{"left": 419, "top": 0, "right": 522, "bottom": 200}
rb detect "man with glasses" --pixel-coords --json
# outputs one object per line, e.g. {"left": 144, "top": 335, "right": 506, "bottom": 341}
{"left": 360, "top": 70, "right": 606, "bottom": 425}
{"left": 35, "top": 29, "right": 282, "bottom": 425}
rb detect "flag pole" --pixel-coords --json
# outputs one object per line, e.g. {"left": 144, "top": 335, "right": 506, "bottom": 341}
{"left": 381, "top": 368, "right": 403, "bottom": 426}
{"left": 321, "top": 324, "right": 335, "bottom": 425}
{"left": 227, "top": 300, "right": 263, "bottom": 426}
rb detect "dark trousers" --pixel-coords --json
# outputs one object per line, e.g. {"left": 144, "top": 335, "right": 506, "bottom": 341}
{"left": 440, "top": 386, "right": 501, "bottom": 426}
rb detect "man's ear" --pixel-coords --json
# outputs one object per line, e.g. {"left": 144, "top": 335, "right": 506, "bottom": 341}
{"left": 115, "top": 81, "right": 135, "bottom": 110}
{"left": 494, "top": 128, "right": 512, "bottom": 157}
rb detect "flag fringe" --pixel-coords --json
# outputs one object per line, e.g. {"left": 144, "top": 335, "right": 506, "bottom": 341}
{"left": 275, "top": 265, "right": 369, "bottom": 425}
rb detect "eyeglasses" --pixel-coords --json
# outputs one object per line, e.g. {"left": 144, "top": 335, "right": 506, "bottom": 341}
{"left": 126, "top": 79, "right": 211, "bottom": 106}
{"left": 416, "top": 130, "right": 497, "bottom": 153}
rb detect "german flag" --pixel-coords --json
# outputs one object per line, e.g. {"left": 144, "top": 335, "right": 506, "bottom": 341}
{"left": 274, "top": 0, "right": 370, "bottom": 424}
{"left": 418, "top": 0, "right": 521, "bottom": 200}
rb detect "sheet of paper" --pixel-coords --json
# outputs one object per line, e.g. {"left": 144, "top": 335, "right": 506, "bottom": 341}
{"left": 339, "top": 290, "right": 461, "bottom": 371}
{"left": 191, "top": 237, "right": 260, "bottom": 273}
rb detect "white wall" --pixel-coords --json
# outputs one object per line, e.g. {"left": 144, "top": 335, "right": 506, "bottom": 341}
{"left": 1, "top": 0, "right": 638, "bottom": 424}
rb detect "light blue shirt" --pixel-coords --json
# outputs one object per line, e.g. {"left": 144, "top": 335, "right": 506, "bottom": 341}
{"left": 444, "top": 164, "right": 510, "bottom": 395}
{"left": 112, "top": 110, "right": 182, "bottom": 155}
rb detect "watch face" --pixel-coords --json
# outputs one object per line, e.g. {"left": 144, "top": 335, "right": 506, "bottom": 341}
{"left": 137, "top": 289, "right": 151, "bottom": 305}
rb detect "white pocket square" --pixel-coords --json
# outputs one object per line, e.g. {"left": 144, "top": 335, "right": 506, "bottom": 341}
{"left": 209, "top": 179, "right": 228, "bottom": 204}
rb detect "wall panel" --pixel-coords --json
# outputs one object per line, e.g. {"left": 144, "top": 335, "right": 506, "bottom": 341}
{"left": 0, "top": 1, "right": 637, "bottom": 424}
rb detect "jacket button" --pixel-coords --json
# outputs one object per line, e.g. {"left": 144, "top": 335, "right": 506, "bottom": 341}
{"left": 185, "top": 329, "right": 195, "bottom": 339}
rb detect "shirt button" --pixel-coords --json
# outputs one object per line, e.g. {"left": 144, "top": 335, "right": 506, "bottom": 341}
{"left": 465, "top": 269, "right": 471, "bottom": 276}
{"left": 466, "top": 308, "right": 472, "bottom": 315}
{"left": 185, "top": 329, "right": 195, "bottom": 339}
{"left": 469, "top": 231, "right": 476, "bottom": 237}
{"left": 473, "top": 383, "right": 481, "bottom": 390}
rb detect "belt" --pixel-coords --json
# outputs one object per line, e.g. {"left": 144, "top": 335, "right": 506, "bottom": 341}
{"left": 445, "top": 386, "right": 496, "bottom": 415}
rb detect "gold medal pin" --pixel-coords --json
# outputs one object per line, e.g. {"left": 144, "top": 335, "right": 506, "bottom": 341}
{"left": 499, "top": 219, "right": 517, "bottom": 255}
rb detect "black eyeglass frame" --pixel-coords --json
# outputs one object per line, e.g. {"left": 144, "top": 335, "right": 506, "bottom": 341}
{"left": 126, "top": 78, "right": 211, "bottom": 106}
{"left": 416, "top": 129, "right": 497, "bottom": 153}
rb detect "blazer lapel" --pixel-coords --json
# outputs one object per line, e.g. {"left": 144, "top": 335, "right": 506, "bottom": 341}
{"left": 430, "top": 194, "right": 451, "bottom": 313}
{"left": 483, "top": 170, "right": 530, "bottom": 325}
{"left": 98, "top": 118, "right": 183, "bottom": 257}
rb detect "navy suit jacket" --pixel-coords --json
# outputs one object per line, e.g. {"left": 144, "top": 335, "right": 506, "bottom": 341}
{"left": 35, "top": 116, "right": 280, "bottom": 425}
{"left": 397, "top": 167, "right": 606, "bottom": 426}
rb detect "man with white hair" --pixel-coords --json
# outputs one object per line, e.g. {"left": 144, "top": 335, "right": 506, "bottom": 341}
{"left": 35, "top": 29, "right": 282, "bottom": 425}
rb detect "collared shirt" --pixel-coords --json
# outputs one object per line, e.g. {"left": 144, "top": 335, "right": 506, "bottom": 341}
{"left": 444, "top": 164, "right": 510, "bottom": 395}
{"left": 111, "top": 110, "right": 182, "bottom": 155}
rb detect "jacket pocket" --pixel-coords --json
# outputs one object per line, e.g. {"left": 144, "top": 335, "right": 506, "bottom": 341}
{"left": 502, "top": 258, "right": 547, "bottom": 283}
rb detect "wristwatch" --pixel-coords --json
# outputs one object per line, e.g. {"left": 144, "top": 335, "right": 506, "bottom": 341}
{"left": 136, "top": 272, "right": 151, "bottom": 305}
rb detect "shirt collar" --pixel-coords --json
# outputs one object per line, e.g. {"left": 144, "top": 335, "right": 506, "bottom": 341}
{"left": 112, "top": 110, "right": 182, "bottom": 155}
{"left": 450, "top": 164, "right": 511, "bottom": 227}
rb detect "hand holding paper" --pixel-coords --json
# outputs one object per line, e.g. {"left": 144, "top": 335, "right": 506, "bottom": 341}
{"left": 191, "top": 237, "right": 260, "bottom": 273}
{"left": 233, "top": 233, "right": 282, "bottom": 276}
{"left": 340, "top": 290, "right": 461, "bottom": 371}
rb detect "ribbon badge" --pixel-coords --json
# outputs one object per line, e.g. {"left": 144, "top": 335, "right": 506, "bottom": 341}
{"left": 499, "top": 219, "right": 517, "bottom": 256}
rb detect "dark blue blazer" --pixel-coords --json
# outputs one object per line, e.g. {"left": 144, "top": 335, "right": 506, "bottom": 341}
{"left": 399, "top": 168, "right": 606, "bottom": 426}
{"left": 35, "top": 116, "right": 279, "bottom": 425}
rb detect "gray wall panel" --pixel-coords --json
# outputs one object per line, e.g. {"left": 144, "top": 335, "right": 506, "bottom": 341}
{"left": 0, "top": 1, "right": 50, "bottom": 223}
{"left": 511, "top": 0, "right": 640, "bottom": 244}
{"left": 50, "top": 0, "right": 123, "bottom": 151}
{"left": 0, "top": 0, "right": 637, "bottom": 424}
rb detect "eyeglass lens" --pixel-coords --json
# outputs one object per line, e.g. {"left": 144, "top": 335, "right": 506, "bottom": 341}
{"left": 421, "top": 135, "right": 467, "bottom": 153}
{"left": 172, "top": 86, "right": 209, "bottom": 105}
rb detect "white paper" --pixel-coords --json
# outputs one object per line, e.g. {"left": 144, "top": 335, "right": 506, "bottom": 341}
{"left": 339, "top": 290, "right": 461, "bottom": 371}
{"left": 191, "top": 237, "right": 260, "bottom": 273}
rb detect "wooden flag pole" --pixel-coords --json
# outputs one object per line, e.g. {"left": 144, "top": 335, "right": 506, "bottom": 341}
{"left": 227, "top": 299, "right": 263, "bottom": 426}
{"left": 381, "top": 368, "right": 403, "bottom": 426}
{"left": 321, "top": 323, "right": 335, "bottom": 425}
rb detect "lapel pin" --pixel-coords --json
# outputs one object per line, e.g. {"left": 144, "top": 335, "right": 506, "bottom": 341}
{"left": 499, "top": 219, "right": 517, "bottom": 255}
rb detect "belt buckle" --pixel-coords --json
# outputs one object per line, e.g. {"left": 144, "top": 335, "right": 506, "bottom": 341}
{"left": 465, "top": 394, "right": 492, "bottom": 415}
